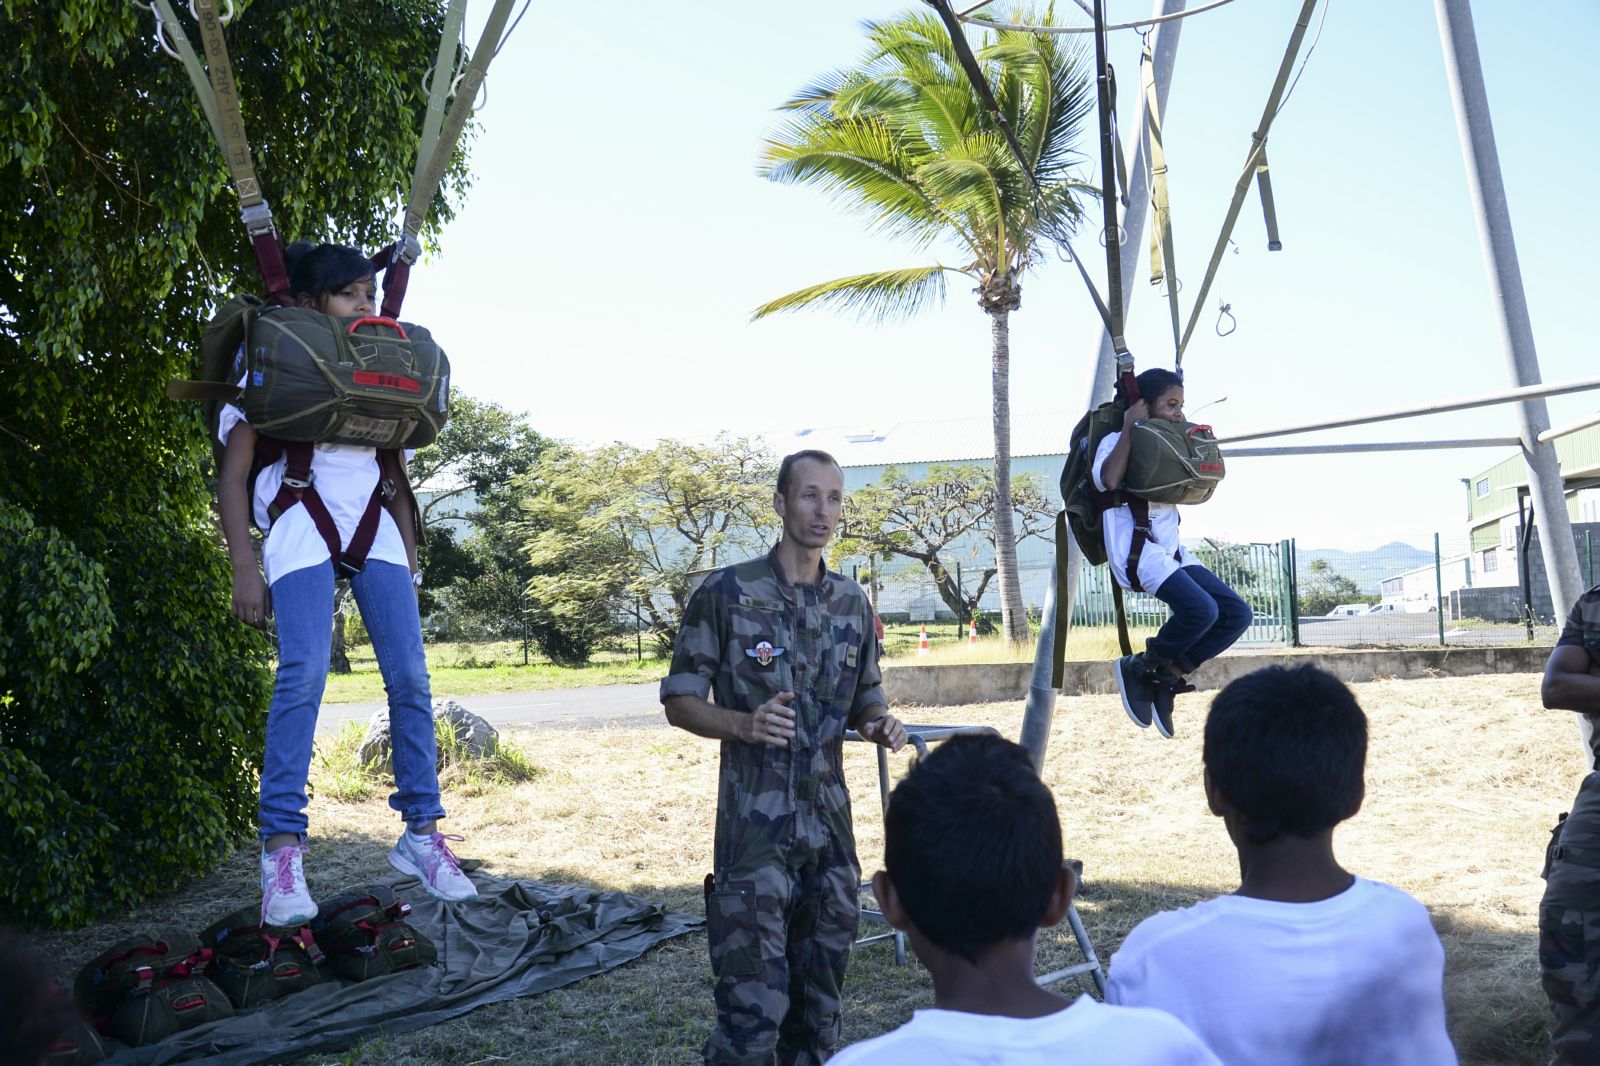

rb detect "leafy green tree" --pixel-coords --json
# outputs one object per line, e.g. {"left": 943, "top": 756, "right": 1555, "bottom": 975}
{"left": 0, "top": 0, "right": 468, "bottom": 925}
{"left": 1299, "top": 559, "right": 1367, "bottom": 617}
{"left": 754, "top": 6, "right": 1093, "bottom": 646}
{"left": 522, "top": 437, "right": 777, "bottom": 652}
{"left": 832, "top": 464, "right": 1054, "bottom": 628}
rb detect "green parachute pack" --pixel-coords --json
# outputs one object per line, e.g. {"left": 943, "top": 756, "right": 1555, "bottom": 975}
{"left": 168, "top": 294, "right": 451, "bottom": 462}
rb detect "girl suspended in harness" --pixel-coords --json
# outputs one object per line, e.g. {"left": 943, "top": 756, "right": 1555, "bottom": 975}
{"left": 1093, "top": 367, "right": 1252, "bottom": 739}
{"left": 217, "top": 242, "right": 475, "bottom": 927}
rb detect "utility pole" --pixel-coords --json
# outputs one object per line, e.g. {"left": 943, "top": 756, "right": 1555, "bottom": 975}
{"left": 1021, "top": 0, "right": 1187, "bottom": 765}
{"left": 1434, "top": 0, "right": 1586, "bottom": 755}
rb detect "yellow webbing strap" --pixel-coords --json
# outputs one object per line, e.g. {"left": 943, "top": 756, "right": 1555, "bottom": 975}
{"left": 400, "top": 0, "right": 521, "bottom": 245}
{"left": 1175, "top": 0, "right": 1319, "bottom": 366}
{"left": 1141, "top": 37, "right": 1181, "bottom": 361}
{"left": 149, "top": 0, "right": 224, "bottom": 149}
{"left": 407, "top": 0, "right": 469, "bottom": 241}
{"left": 1254, "top": 143, "right": 1283, "bottom": 251}
{"left": 190, "top": 0, "right": 264, "bottom": 208}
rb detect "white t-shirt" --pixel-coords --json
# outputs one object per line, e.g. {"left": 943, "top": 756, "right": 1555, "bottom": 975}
{"left": 829, "top": 996, "right": 1222, "bottom": 1066}
{"left": 1106, "top": 877, "right": 1457, "bottom": 1066}
{"left": 1092, "top": 429, "right": 1183, "bottom": 592}
{"left": 217, "top": 402, "right": 409, "bottom": 585}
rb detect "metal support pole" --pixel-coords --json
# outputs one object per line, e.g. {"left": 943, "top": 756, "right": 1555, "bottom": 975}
{"left": 1434, "top": 532, "right": 1446, "bottom": 646}
{"left": 1435, "top": 0, "right": 1585, "bottom": 632}
{"left": 1022, "top": 0, "right": 1187, "bottom": 768}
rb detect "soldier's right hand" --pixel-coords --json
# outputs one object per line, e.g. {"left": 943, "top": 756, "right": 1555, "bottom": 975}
{"left": 745, "top": 691, "right": 797, "bottom": 748}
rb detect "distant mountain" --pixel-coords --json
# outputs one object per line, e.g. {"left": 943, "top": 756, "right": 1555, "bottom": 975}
{"left": 1295, "top": 541, "right": 1434, "bottom": 595}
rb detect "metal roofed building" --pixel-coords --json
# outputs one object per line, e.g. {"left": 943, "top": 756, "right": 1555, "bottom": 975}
{"left": 773, "top": 412, "right": 1074, "bottom": 620}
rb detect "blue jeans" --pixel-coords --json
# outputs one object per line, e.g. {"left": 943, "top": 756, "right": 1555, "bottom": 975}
{"left": 259, "top": 560, "right": 445, "bottom": 841}
{"left": 1146, "top": 564, "right": 1252, "bottom": 674}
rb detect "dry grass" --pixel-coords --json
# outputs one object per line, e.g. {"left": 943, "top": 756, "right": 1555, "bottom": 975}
{"left": 29, "top": 672, "right": 1577, "bottom": 1064}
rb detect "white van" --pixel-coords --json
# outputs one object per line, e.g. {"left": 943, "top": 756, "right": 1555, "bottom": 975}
{"left": 1327, "top": 604, "right": 1367, "bottom": 617}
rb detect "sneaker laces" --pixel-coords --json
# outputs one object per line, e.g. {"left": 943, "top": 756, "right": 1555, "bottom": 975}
{"left": 262, "top": 844, "right": 309, "bottom": 926}
{"left": 420, "top": 833, "right": 465, "bottom": 877}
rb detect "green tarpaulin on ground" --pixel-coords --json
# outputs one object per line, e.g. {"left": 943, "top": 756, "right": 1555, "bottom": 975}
{"left": 102, "top": 874, "right": 701, "bottom": 1065}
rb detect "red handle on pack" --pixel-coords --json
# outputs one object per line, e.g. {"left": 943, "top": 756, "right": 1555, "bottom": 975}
{"left": 346, "top": 316, "right": 408, "bottom": 339}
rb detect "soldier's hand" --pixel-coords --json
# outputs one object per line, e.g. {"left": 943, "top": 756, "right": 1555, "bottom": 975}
{"left": 859, "top": 712, "right": 907, "bottom": 752}
{"left": 746, "top": 692, "right": 797, "bottom": 748}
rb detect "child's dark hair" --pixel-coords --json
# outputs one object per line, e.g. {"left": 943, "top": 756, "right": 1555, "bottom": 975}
{"left": 776, "top": 449, "right": 840, "bottom": 498}
{"left": 0, "top": 932, "right": 71, "bottom": 1066}
{"left": 1203, "top": 664, "right": 1367, "bottom": 844}
{"left": 285, "top": 241, "right": 374, "bottom": 303}
{"left": 884, "top": 733, "right": 1063, "bottom": 964}
{"left": 1135, "top": 367, "right": 1183, "bottom": 406}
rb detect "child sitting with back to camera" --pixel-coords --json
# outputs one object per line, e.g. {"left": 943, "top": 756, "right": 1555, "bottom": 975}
{"left": 831, "top": 733, "right": 1220, "bottom": 1065}
{"left": 218, "top": 242, "right": 476, "bottom": 928}
{"left": 1095, "top": 367, "right": 1251, "bottom": 738}
{"left": 1105, "top": 664, "right": 1456, "bottom": 1065}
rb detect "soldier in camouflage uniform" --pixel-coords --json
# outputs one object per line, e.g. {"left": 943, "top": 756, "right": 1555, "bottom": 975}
{"left": 1541, "top": 584, "right": 1600, "bottom": 1064}
{"left": 663, "top": 449, "right": 907, "bottom": 1066}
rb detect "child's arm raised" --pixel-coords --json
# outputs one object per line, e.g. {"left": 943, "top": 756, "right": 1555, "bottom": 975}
{"left": 1097, "top": 399, "right": 1148, "bottom": 491}
{"left": 219, "top": 422, "right": 271, "bottom": 630}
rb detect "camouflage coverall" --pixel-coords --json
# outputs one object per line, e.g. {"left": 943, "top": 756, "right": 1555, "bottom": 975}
{"left": 661, "top": 548, "right": 885, "bottom": 1065}
{"left": 1542, "top": 586, "right": 1600, "bottom": 1064}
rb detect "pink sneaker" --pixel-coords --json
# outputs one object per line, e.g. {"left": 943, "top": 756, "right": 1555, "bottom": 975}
{"left": 388, "top": 831, "right": 477, "bottom": 902}
{"left": 260, "top": 844, "right": 317, "bottom": 927}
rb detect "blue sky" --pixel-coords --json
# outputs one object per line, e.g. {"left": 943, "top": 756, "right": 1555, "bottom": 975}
{"left": 398, "top": 0, "right": 1598, "bottom": 552}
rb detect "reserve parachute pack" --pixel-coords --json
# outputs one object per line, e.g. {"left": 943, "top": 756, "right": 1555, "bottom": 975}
{"left": 73, "top": 932, "right": 234, "bottom": 1047}
{"left": 170, "top": 294, "right": 451, "bottom": 460}
{"left": 310, "top": 884, "right": 436, "bottom": 982}
{"left": 197, "top": 906, "right": 324, "bottom": 1009}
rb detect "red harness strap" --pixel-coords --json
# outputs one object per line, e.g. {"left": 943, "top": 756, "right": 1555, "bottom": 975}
{"left": 256, "top": 439, "right": 393, "bottom": 577}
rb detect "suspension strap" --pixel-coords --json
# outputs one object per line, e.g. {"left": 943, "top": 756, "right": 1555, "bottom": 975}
{"left": 922, "top": 0, "right": 1115, "bottom": 338}
{"left": 1141, "top": 35, "right": 1182, "bottom": 362}
{"left": 149, "top": 0, "right": 292, "bottom": 304}
{"left": 381, "top": 0, "right": 521, "bottom": 319}
{"left": 1175, "top": 0, "right": 1319, "bottom": 366}
{"left": 1092, "top": 0, "right": 1130, "bottom": 367}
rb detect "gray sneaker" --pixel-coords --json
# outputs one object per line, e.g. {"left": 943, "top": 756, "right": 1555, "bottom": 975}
{"left": 1151, "top": 673, "right": 1196, "bottom": 740}
{"left": 1115, "top": 654, "right": 1156, "bottom": 729}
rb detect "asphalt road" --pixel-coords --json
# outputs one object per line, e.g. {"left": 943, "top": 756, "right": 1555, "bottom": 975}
{"left": 317, "top": 681, "right": 664, "bottom": 734}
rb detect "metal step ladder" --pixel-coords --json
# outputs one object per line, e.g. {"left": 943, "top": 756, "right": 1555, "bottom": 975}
{"left": 847, "top": 725, "right": 1106, "bottom": 997}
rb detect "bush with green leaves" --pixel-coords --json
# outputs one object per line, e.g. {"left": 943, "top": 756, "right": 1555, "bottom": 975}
{"left": 1, "top": 1, "right": 469, "bottom": 926}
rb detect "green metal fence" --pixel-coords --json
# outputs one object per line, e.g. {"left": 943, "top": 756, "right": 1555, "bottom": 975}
{"left": 1069, "top": 540, "right": 1296, "bottom": 647}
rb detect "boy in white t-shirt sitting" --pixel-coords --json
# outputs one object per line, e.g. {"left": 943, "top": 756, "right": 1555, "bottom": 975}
{"left": 832, "top": 734, "right": 1220, "bottom": 1066}
{"left": 1106, "top": 664, "right": 1457, "bottom": 1065}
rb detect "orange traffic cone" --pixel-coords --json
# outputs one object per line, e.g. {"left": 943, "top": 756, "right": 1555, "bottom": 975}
{"left": 918, "top": 623, "right": 930, "bottom": 656}
{"left": 968, "top": 620, "right": 978, "bottom": 647}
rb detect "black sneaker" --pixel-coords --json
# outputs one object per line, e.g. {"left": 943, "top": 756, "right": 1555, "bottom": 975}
{"left": 1115, "top": 654, "right": 1156, "bottom": 729}
{"left": 1150, "top": 673, "right": 1196, "bottom": 740}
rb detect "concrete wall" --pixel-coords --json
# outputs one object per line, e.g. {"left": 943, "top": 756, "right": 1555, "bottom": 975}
{"left": 881, "top": 645, "right": 1551, "bottom": 707}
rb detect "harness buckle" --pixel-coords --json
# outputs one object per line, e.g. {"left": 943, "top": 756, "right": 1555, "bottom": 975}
{"left": 239, "top": 200, "right": 276, "bottom": 237}
{"left": 378, "top": 477, "right": 397, "bottom": 502}
{"left": 395, "top": 234, "right": 422, "bottom": 266}
{"left": 282, "top": 474, "right": 311, "bottom": 491}
{"left": 336, "top": 558, "right": 365, "bottom": 579}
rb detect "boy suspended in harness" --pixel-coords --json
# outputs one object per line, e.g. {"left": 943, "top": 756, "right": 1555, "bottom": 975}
{"left": 217, "top": 242, "right": 476, "bottom": 929}
{"left": 1093, "top": 368, "right": 1252, "bottom": 739}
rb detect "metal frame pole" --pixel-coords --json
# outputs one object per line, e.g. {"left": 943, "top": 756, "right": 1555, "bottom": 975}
{"left": 1022, "top": 0, "right": 1188, "bottom": 767}
{"left": 1225, "top": 438, "right": 1518, "bottom": 458}
{"left": 1435, "top": 0, "right": 1585, "bottom": 632}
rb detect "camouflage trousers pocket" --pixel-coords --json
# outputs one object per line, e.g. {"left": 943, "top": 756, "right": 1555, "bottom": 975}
{"left": 1540, "top": 902, "right": 1600, "bottom": 1012}
{"left": 707, "top": 881, "right": 762, "bottom": 979}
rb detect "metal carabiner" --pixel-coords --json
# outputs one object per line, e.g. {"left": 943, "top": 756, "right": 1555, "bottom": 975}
{"left": 189, "top": 0, "right": 236, "bottom": 24}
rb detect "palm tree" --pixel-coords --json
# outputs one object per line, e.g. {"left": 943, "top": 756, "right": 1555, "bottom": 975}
{"left": 753, "top": 6, "right": 1094, "bottom": 646}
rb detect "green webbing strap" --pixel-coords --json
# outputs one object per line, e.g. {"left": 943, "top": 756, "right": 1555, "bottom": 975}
{"left": 1092, "top": 0, "right": 1128, "bottom": 359}
{"left": 149, "top": 0, "right": 224, "bottom": 149}
{"left": 1107, "top": 63, "right": 1129, "bottom": 208}
{"left": 1175, "top": 0, "right": 1318, "bottom": 366}
{"left": 1112, "top": 580, "right": 1133, "bottom": 657}
{"left": 407, "top": 0, "right": 469, "bottom": 234}
{"left": 1141, "top": 37, "right": 1181, "bottom": 361}
{"left": 190, "top": 0, "right": 265, "bottom": 207}
{"left": 1255, "top": 143, "right": 1283, "bottom": 251}
{"left": 400, "top": 0, "right": 520, "bottom": 244}
{"left": 1051, "top": 512, "right": 1071, "bottom": 688}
